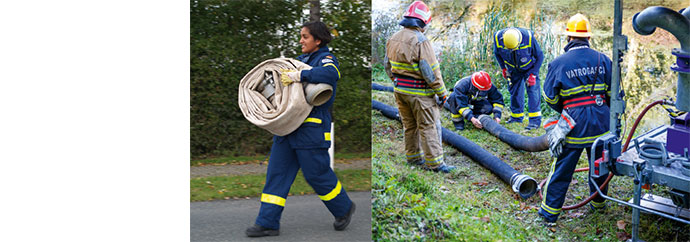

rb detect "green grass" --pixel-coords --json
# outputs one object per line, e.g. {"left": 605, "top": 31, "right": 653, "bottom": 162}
{"left": 190, "top": 168, "right": 371, "bottom": 202}
{"left": 191, "top": 152, "right": 370, "bottom": 166}
{"left": 371, "top": 86, "right": 689, "bottom": 241}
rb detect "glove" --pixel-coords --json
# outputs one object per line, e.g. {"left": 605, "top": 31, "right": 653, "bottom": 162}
{"left": 544, "top": 110, "right": 577, "bottom": 158}
{"left": 502, "top": 68, "right": 508, "bottom": 79}
{"left": 527, "top": 74, "right": 536, "bottom": 87}
{"left": 437, "top": 95, "right": 448, "bottom": 107}
{"left": 280, "top": 69, "right": 301, "bottom": 86}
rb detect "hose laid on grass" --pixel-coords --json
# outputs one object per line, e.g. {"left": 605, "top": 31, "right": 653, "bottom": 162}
{"left": 478, "top": 114, "right": 549, "bottom": 152}
{"left": 373, "top": 82, "right": 548, "bottom": 152}
{"left": 372, "top": 99, "right": 538, "bottom": 199}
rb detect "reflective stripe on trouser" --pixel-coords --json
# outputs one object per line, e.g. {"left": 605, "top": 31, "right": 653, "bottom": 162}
{"left": 539, "top": 145, "right": 608, "bottom": 222}
{"left": 394, "top": 92, "right": 444, "bottom": 169}
{"left": 255, "top": 136, "right": 353, "bottom": 230}
{"left": 508, "top": 74, "right": 542, "bottom": 125}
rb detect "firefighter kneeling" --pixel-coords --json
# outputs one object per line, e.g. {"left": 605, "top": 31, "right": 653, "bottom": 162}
{"left": 447, "top": 71, "right": 505, "bottom": 131}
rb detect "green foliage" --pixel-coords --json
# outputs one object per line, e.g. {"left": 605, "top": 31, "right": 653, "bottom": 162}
{"left": 190, "top": 168, "right": 371, "bottom": 201}
{"left": 191, "top": 0, "right": 371, "bottom": 158}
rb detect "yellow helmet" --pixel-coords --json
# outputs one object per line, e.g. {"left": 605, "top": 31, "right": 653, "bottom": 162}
{"left": 503, "top": 28, "right": 522, "bottom": 50}
{"left": 565, "top": 13, "right": 591, "bottom": 37}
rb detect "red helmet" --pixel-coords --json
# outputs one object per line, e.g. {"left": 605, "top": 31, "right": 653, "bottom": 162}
{"left": 471, "top": 71, "right": 492, "bottom": 91}
{"left": 403, "top": 1, "right": 431, "bottom": 25}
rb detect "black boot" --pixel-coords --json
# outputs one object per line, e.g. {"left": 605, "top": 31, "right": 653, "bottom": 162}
{"left": 334, "top": 202, "right": 356, "bottom": 231}
{"left": 245, "top": 224, "right": 279, "bottom": 237}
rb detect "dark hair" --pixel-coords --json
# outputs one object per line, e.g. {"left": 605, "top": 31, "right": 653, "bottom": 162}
{"left": 568, "top": 36, "right": 590, "bottom": 42}
{"left": 302, "top": 21, "right": 332, "bottom": 47}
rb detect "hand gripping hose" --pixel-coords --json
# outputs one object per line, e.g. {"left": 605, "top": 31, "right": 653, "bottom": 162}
{"left": 238, "top": 58, "right": 333, "bottom": 136}
{"left": 372, "top": 99, "right": 538, "bottom": 199}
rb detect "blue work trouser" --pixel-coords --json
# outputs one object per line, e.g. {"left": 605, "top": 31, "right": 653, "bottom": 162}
{"left": 255, "top": 136, "right": 353, "bottom": 230}
{"left": 508, "top": 74, "right": 542, "bottom": 126}
{"left": 538, "top": 145, "right": 609, "bottom": 222}
{"left": 455, "top": 101, "right": 492, "bottom": 126}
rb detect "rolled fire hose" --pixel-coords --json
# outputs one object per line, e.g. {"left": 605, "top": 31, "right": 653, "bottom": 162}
{"left": 238, "top": 58, "right": 333, "bottom": 136}
{"left": 372, "top": 99, "right": 538, "bottom": 199}
{"left": 373, "top": 82, "right": 549, "bottom": 152}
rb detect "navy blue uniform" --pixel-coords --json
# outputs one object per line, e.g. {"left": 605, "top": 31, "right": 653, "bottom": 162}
{"left": 448, "top": 76, "right": 504, "bottom": 126}
{"left": 255, "top": 45, "right": 352, "bottom": 230}
{"left": 493, "top": 28, "right": 544, "bottom": 125}
{"left": 538, "top": 39, "right": 612, "bottom": 222}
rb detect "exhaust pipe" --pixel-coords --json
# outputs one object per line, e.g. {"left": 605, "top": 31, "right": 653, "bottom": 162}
{"left": 372, "top": 100, "right": 538, "bottom": 199}
{"left": 632, "top": 6, "right": 690, "bottom": 112}
{"left": 478, "top": 114, "right": 549, "bottom": 152}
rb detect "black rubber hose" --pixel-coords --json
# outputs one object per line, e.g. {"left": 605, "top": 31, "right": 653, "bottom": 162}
{"left": 373, "top": 83, "right": 548, "bottom": 152}
{"left": 372, "top": 100, "right": 538, "bottom": 199}
{"left": 372, "top": 83, "right": 394, "bottom": 92}
{"left": 478, "top": 114, "right": 549, "bottom": 152}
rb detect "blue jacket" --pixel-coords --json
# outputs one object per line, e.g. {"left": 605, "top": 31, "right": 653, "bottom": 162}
{"left": 542, "top": 39, "right": 613, "bottom": 148}
{"left": 493, "top": 28, "right": 544, "bottom": 78}
{"left": 279, "top": 45, "right": 340, "bottom": 149}
{"left": 449, "top": 76, "right": 504, "bottom": 120}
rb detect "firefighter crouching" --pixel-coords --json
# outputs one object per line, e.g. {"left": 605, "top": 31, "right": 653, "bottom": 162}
{"left": 447, "top": 71, "right": 505, "bottom": 131}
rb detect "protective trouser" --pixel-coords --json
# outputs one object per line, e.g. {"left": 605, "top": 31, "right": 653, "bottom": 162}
{"left": 539, "top": 145, "right": 609, "bottom": 222}
{"left": 255, "top": 136, "right": 352, "bottom": 229}
{"left": 508, "top": 74, "right": 542, "bottom": 126}
{"left": 394, "top": 91, "right": 444, "bottom": 169}
{"left": 455, "top": 102, "right": 492, "bottom": 127}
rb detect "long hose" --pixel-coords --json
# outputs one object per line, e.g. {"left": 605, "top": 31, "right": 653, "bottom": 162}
{"left": 372, "top": 100, "right": 538, "bottom": 199}
{"left": 538, "top": 100, "right": 666, "bottom": 210}
{"left": 478, "top": 114, "right": 549, "bottom": 151}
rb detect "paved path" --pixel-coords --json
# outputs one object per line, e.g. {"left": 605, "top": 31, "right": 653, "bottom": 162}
{"left": 191, "top": 191, "right": 371, "bottom": 242}
{"left": 191, "top": 159, "right": 371, "bottom": 178}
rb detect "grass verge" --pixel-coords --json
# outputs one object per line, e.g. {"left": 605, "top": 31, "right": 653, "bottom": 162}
{"left": 191, "top": 152, "right": 370, "bottom": 166}
{"left": 191, "top": 168, "right": 371, "bottom": 202}
{"left": 371, "top": 83, "right": 689, "bottom": 241}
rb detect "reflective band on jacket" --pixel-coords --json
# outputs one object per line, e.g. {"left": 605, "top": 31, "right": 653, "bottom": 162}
{"left": 560, "top": 84, "right": 608, "bottom": 98}
{"left": 322, "top": 63, "right": 341, "bottom": 78}
{"left": 304, "top": 118, "right": 322, "bottom": 124}
{"left": 261, "top": 193, "right": 286, "bottom": 207}
{"left": 390, "top": 60, "right": 419, "bottom": 71}
{"left": 395, "top": 77, "right": 428, "bottom": 89}
{"left": 565, "top": 132, "right": 607, "bottom": 144}
{"left": 493, "top": 103, "right": 504, "bottom": 109}
{"left": 319, "top": 181, "right": 342, "bottom": 201}
{"left": 325, "top": 132, "right": 331, "bottom": 141}
{"left": 563, "top": 95, "right": 605, "bottom": 109}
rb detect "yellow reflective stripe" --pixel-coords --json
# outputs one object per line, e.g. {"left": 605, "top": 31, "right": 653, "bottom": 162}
{"left": 503, "top": 60, "right": 515, "bottom": 68}
{"left": 518, "top": 31, "right": 532, "bottom": 49}
{"left": 495, "top": 32, "right": 503, "bottom": 48}
{"left": 406, "top": 152, "right": 422, "bottom": 158}
{"left": 319, "top": 181, "right": 341, "bottom": 201}
{"left": 324, "top": 132, "right": 331, "bottom": 141}
{"left": 542, "top": 86, "right": 559, "bottom": 104}
{"left": 304, "top": 118, "right": 322, "bottom": 124}
{"left": 394, "top": 87, "right": 436, "bottom": 96}
{"left": 458, "top": 107, "right": 469, "bottom": 115}
{"left": 451, "top": 113, "right": 461, "bottom": 118}
{"left": 528, "top": 111, "right": 542, "bottom": 117}
{"left": 431, "top": 62, "right": 440, "bottom": 71}
{"left": 261, "top": 193, "right": 286, "bottom": 207}
{"left": 519, "top": 59, "right": 533, "bottom": 68}
{"left": 511, "top": 112, "right": 524, "bottom": 118}
{"left": 540, "top": 201, "right": 561, "bottom": 214}
{"left": 322, "top": 63, "right": 340, "bottom": 78}
{"left": 390, "top": 60, "right": 419, "bottom": 71}
{"left": 590, "top": 200, "right": 606, "bottom": 208}
{"left": 560, "top": 84, "right": 608, "bottom": 97}
{"left": 565, "top": 132, "right": 607, "bottom": 144}
{"left": 493, "top": 103, "right": 504, "bottom": 109}
{"left": 425, "top": 155, "right": 443, "bottom": 166}
{"left": 542, "top": 158, "right": 557, "bottom": 206}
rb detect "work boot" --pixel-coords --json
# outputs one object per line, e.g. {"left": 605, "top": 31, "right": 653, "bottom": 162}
{"left": 334, "top": 202, "right": 356, "bottom": 231}
{"left": 453, "top": 121, "right": 465, "bottom": 131}
{"left": 589, "top": 200, "right": 607, "bottom": 212}
{"left": 427, "top": 163, "right": 456, "bottom": 173}
{"left": 507, "top": 119, "right": 522, "bottom": 124}
{"left": 245, "top": 224, "right": 279, "bottom": 237}
{"left": 525, "top": 123, "right": 539, "bottom": 130}
{"left": 407, "top": 158, "right": 425, "bottom": 166}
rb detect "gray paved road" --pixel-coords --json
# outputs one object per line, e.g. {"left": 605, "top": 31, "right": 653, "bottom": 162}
{"left": 191, "top": 191, "right": 371, "bottom": 242}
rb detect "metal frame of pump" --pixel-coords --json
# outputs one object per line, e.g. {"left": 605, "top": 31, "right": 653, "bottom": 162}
{"left": 585, "top": 0, "right": 690, "bottom": 241}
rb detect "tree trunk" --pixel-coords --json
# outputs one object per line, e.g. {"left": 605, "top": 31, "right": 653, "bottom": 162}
{"left": 309, "top": 0, "right": 320, "bottom": 22}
